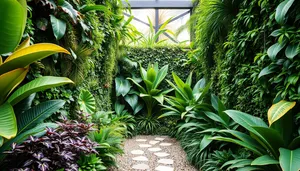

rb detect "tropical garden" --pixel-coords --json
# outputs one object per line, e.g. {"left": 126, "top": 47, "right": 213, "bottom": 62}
{"left": 0, "top": 0, "right": 300, "bottom": 170}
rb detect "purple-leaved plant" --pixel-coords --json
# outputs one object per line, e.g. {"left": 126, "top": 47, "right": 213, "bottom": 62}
{"left": 4, "top": 117, "right": 98, "bottom": 171}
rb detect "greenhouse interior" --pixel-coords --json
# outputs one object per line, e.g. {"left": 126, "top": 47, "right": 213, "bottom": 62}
{"left": 0, "top": 0, "right": 300, "bottom": 170}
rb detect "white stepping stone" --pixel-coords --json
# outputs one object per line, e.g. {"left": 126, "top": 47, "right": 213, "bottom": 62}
{"left": 148, "top": 147, "right": 162, "bottom": 152}
{"left": 155, "top": 165, "right": 174, "bottom": 171}
{"left": 136, "top": 139, "right": 147, "bottom": 142}
{"left": 132, "top": 163, "right": 150, "bottom": 170}
{"left": 160, "top": 143, "right": 172, "bottom": 146}
{"left": 132, "top": 156, "right": 148, "bottom": 161}
{"left": 158, "top": 159, "right": 174, "bottom": 165}
{"left": 154, "top": 152, "right": 170, "bottom": 157}
{"left": 139, "top": 144, "right": 152, "bottom": 148}
{"left": 131, "top": 150, "right": 144, "bottom": 155}
{"left": 155, "top": 137, "right": 165, "bottom": 141}
{"left": 149, "top": 140, "right": 160, "bottom": 145}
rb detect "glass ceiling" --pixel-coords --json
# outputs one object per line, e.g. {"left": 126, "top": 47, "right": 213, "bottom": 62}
{"left": 123, "top": 0, "right": 193, "bottom": 9}
{"left": 123, "top": 0, "right": 193, "bottom": 44}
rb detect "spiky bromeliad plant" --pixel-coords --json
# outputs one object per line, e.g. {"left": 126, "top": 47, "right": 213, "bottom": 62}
{"left": 128, "top": 63, "right": 170, "bottom": 134}
{"left": 128, "top": 63, "right": 169, "bottom": 117}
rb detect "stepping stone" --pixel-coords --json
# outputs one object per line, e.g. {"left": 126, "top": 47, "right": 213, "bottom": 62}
{"left": 149, "top": 140, "right": 160, "bottom": 145}
{"left": 132, "top": 156, "right": 148, "bottom": 161}
{"left": 148, "top": 147, "right": 162, "bottom": 152}
{"left": 160, "top": 143, "right": 172, "bottom": 146}
{"left": 155, "top": 137, "right": 165, "bottom": 141}
{"left": 158, "top": 159, "right": 174, "bottom": 165}
{"left": 136, "top": 139, "right": 147, "bottom": 142}
{"left": 132, "top": 163, "right": 150, "bottom": 170}
{"left": 131, "top": 150, "right": 144, "bottom": 155}
{"left": 154, "top": 152, "right": 170, "bottom": 157}
{"left": 155, "top": 165, "right": 174, "bottom": 171}
{"left": 139, "top": 144, "right": 152, "bottom": 148}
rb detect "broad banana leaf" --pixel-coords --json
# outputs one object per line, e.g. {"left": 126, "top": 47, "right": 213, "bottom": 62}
{"left": 0, "top": 68, "right": 28, "bottom": 105}
{"left": 0, "top": 103, "right": 17, "bottom": 139}
{"left": 251, "top": 155, "right": 279, "bottom": 166}
{"left": 0, "top": 43, "right": 70, "bottom": 75}
{"left": 78, "top": 89, "right": 96, "bottom": 114}
{"left": 279, "top": 148, "right": 300, "bottom": 171}
{"left": 7, "top": 76, "right": 73, "bottom": 106}
{"left": 17, "top": 100, "right": 65, "bottom": 133}
{"left": 0, "top": 0, "right": 27, "bottom": 54}
{"left": 268, "top": 100, "right": 296, "bottom": 126}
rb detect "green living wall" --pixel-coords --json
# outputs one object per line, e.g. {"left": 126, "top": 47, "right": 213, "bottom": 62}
{"left": 193, "top": 0, "right": 300, "bottom": 117}
{"left": 123, "top": 46, "right": 192, "bottom": 84}
{"left": 24, "top": 0, "right": 124, "bottom": 114}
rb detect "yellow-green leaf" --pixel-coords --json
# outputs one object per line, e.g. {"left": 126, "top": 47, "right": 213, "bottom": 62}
{"left": 0, "top": 43, "right": 70, "bottom": 75}
{"left": 7, "top": 76, "right": 73, "bottom": 106}
{"left": 0, "top": 103, "right": 17, "bottom": 139}
{"left": 268, "top": 100, "right": 296, "bottom": 126}
{"left": 0, "top": 68, "right": 28, "bottom": 105}
{"left": 15, "top": 37, "right": 31, "bottom": 51}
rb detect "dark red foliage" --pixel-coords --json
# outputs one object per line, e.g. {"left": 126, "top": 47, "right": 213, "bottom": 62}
{"left": 4, "top": 118, "right": 98, "bottom": 171}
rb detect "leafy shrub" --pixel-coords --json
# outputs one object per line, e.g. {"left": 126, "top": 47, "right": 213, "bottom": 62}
{"left": 212, "top": 100, "right": 300, "bottom": 170}
{"left": 3, "top": 117, "right": 97, "bottom": 171}
{"left": 78, "top": 154, "right": 106, "bottom": 171}
{"left": 89, "top": 125, "right": 124, "bottom": 168}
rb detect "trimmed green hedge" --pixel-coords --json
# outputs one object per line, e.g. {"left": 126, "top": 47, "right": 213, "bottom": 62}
{"left": 123, "top": 46, "right": 193, "bottom": 88}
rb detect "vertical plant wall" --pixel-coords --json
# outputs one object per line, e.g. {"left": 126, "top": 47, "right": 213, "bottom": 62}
{"left": 24, "top": 0, "right": 125, "bottom": 113}
{"left": 192, "top": 0, "right": 300, "bottom": 117}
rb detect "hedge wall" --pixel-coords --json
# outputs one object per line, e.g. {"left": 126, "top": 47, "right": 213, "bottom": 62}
{"left": 123, "top": 46, "right": 193, "bottom": 87}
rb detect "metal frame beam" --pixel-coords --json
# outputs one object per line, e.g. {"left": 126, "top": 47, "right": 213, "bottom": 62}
{"left": 123, "top": 1, "right": 193, "bottom": 9}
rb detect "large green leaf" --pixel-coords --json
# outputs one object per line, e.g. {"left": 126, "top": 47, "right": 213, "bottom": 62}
{"left": 50, "top": 15, "right": 66, "bottom": 40}
{"left": 275, "top": 0, "right": 295, "bottom": 25}
{"left": 267, "top": 42, "right": 287, "bottom": 60}
{"left": 115, "top": 77, "right": 131, "bottom": 96}
{"left": 258, "top": 66, "right": 275, "bottom": 78}
{"left": 17, "top": 100, "right": 65, "bottom": 134}
{"left": 7, "top": 76, "right": 73, "bottom": 106}
{"left": 224, "top": 110, "right": 268, "bottom": 132}
{"left": 59, "top": 1, "right": 78, "bottom": 24}
{"left": 251, "top": 155, "right": 279, "bottom": 166}
{"left": 200, "top": 135, "right": 212, "bottom": 152}
{"left": 125, "top": 94, "right": 140, "bottom": 113}
{"left": 0, "top": 0, "right": 27, "bottom": 54}
{"left": 279, "top": 148, "right": 300, "bottom": 171}
{"left": 285, "top": 44, "right": 299, "bottom": 59}
{"left": 152, "top": 65, "right": 168, "bottom": 89}
{"left": 78, "top": 89, "right": 96, "bottom": 114}
{"left": 0, "top": 103, "right": 17, "bottom": 139}
{"left": 253, "top": 126, "right": 285, "bottom": 158}
{"left": 268, "top": 100, "right": 296, "bottom": 126}
{"left": 0, "top": 44, "right": 70, "bottom": 75}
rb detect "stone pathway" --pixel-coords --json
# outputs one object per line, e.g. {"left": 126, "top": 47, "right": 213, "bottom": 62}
{"left": 110, "top": 135, "right": 197, "bottom": 171}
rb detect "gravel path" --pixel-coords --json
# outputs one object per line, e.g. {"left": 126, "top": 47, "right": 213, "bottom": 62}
{"left": 110, "top": 135, "right": 197, "bottom": 171}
